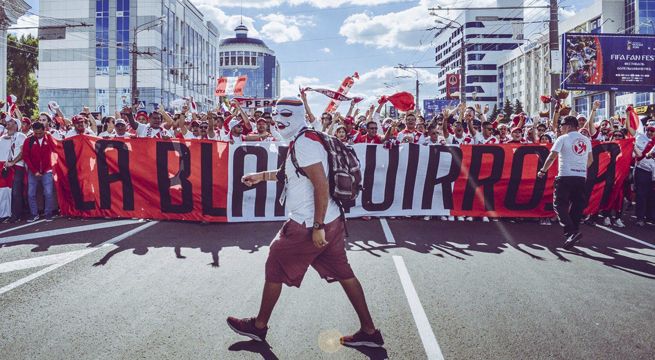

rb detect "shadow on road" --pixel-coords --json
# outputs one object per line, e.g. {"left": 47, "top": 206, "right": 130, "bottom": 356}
{"left": 1, "top": 218, "right": 653, "bottom": 279}
{"left": 228, "top": 340, "right": 279, "bottom": 360}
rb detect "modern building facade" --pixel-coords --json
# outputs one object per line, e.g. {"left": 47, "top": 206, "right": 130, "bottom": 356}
{"left": 1, "top": 0, "right": 31, "bottom": 100}
{"left": 434, "top": 0, "right": 524, "bottom": 109}
{"left": 218, "top": 24, "right": 280, "bottom": 99}
{"left": 497, "top": 0, "right": 654, "bottom": 120}
{"left": 38, "top": 0, "right": 219, "bottom": 116}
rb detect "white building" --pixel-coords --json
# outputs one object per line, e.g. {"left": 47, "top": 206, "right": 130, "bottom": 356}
{"left": 498, "top": 0, "right": 653, "bottom": 120}
{"left": 1, "top": 0, "right": 31, "bottom": 100}
{"left": 434, "top": 0, "right": 525, "bottom": 109}
{"left": 38, "top": 0, "right": 219, "bottom": 116}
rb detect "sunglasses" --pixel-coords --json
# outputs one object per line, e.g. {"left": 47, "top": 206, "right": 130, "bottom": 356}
{"left": 115, "top": 123, "right": 126, "bottom": 127}
{"left": 200, "top": 126, "right": 209, "bottom": 129}
{"left": 484, "top": 127, "right": 493, "bottom": 131}
{"left": 368, "top": 127, "right": 378, "bottom": 130}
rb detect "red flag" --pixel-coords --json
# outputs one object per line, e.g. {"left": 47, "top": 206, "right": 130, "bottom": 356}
{"left": 215, "top": 78, "right": 228, "bottom": 96}
{"left": 626, "top": 106, "right": 643, "bottom": 134}
{"left": 387, "top": 92, "right": 415, "bottom": 112}
{"left": 234, "top": 76, "right": 248, "bottom": 96}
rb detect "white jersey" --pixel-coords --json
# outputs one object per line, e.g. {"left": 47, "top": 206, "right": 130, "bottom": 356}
{"left": 285, "top": 133, "right": 341, "bottom": 227}
{"left": 0, "top": 132, "right": 27, "bottom": 167}
{"left": 135, "top": 123, "right": 172, "bottom": 138}
{"left": 635, "top": 133, "right": 655, "bottom": 173}
{"left": 49, "top": 129, "right": 65, "bottom": 140}
{"left": 473, "top": 132, "right": 499, "bottom": 145}
{"left": 65, "top": 128, "right": 96, "bottom": 138}
{"left": 99, "top": 131, "right": 131, "bottom": 139}
{"left": 551, "top": 130, "right": 592, "bottom": 178}
{"left": 419, "top": 134, "right": 446, "bottom": 146}
{"left": 447, "top": 133, "right": 473, "bottom": 146}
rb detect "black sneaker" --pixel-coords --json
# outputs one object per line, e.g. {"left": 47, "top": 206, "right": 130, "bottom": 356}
{"left": 26, "top": 215, "right": 39, "bottom": 223}
{"left": 226, "top": 317, "right": 268, "bottom": 342}
{"left": 563, "top": 232, "right": 582, "bottom": 250}
{"left": 340, "top": 329, "right": 385, "bottom": 348}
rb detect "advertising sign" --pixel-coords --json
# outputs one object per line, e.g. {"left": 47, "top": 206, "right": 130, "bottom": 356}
{"left": 446, "top": 73, "right": 460, "bottom": 99}
{"left": 562, "top": 33, "right": 655, "bottom": 92}
{"left": 423, "top": 99, "right": 460, "bottom": 118}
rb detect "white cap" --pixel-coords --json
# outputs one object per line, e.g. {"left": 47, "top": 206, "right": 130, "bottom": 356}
{"left": 228, "top": 119, "right": 241, "bottom": 130}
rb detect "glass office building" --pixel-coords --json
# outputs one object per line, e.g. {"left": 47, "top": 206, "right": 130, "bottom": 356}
{"left": 218, "top": 24, "right": 280, "bottom": 99}
{"left": 38, "top": 0, "right": 219, "bottom": 116}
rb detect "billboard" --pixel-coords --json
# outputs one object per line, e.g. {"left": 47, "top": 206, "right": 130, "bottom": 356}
{"left": 423, "top": 99, "right": 460, "bottom": 118}
{"left": 562, "top": 33, "right": 655, "bottom": 92}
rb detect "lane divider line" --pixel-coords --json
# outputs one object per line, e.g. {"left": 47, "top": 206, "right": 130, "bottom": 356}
{"left": 0, "top": 219, "right": 143, "bottom": 245}
{"left": 595, "top": 225, "right": 655, "bottom": 250}
{"left": 393, "top": 255, "right": 444, "bottom": 360}
{"left": 0, "top": 220, "right": 46, "bottom": 236}
{"left": 379, "top": 218, "right": 396, "bottom": 244}
{"left": 0, "top": 221, "right": 158, "bottom": 296}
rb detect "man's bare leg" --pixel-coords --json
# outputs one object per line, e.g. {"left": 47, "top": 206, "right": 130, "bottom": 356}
{"left": 255, "top": 281, "right": 282, "bottom": 329}
{"left": 339, "top": 277, "right": 376, "bottom": 334}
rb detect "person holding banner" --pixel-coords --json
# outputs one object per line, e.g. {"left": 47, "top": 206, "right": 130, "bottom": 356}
{"left": 125, "top": 108, "right": 172, "bottom": 139}
{"left": 626, "top": 107, "right": 655, "bottom": 227}
{"left": 538, "top": 116, "right": 593, "bottom": 249}
{"left": 0, "top": 117, "right": 26, "bottom": 222}
{"left": 227, "top": 97, "right": 383, "bottom": 348}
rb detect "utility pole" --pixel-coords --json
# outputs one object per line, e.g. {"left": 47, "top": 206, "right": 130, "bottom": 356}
{"left": 460, "top": 35, "right": 466, "bottom": 104}
{"left": 396, "top": 65, "right": 442, "bottom": 112}
{"left": 548, "top": 0, "right": 559, "bottom": 107}
{"left": 130, "top": 17, "right": 164, "bottom": 107}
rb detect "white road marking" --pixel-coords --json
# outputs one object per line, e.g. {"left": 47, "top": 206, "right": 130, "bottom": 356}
{"left": 0, "top": 221, "right": 158, "bottom": 296}
{"left": 393, "top": 255, "right": 444, "bottom": 360}
{"left": 595, "top": 225, "right": 655, "bottom": 249}
{"left": 379, "top": 218, "right": 396, "bottom": 244}
{"left": 0, "top": 220, "right": 46, "bottom": 236}
{"left": 0, "top": 249, "right": 96, "bottom": 274}
{"left": 0, "top": 219, "right": 143, "bottom": 245}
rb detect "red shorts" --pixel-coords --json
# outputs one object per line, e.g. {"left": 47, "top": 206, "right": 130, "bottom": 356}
{"left": 265, "top": 218, "right": 355, "bottom": 287}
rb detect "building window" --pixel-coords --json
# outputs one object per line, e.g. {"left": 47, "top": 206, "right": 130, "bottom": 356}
{"left": 95, "top": 0, "right": 109, "bottom": 75}
{"left": 591, "top": 94, "right": 606, "bottom": 120}
{"left": 574, "top": 97, "right": 588, "bottom": 115}
{"left": 635, "top": 92, "right": 651, "bottom": 105}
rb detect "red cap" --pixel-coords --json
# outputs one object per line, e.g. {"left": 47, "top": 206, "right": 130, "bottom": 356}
{"left": 21, "top": 117, "right": 31, "bottom": 124}
{"left": 72, "top": 115, "right": 86, "bottom": 124}
{"left": 343, "top": 116, "right": 355, "bottom": 125}
{"left": 136, "top": 110, "right": 149, "bottom": 120}
{"left": 511, "top": 126, "right": 523, "bottom": 134}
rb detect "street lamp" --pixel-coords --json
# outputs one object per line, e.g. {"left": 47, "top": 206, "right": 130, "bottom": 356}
{"left": 131, "top": 16, "right": 165, "bottom": 106}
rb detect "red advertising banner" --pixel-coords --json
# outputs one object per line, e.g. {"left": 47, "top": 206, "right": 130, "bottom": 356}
{"left": 51, "top": 137, "right": 634, "bottom": 222}
{"left": 52, "top": 136, "right": 229, "bottom": 222}
{"left": 446, "top": 73, "right": 460, "bottom": 100}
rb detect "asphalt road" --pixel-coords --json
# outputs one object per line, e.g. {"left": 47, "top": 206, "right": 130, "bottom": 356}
{"left": 0, "top": 216, "right": 653, "bottom": 359}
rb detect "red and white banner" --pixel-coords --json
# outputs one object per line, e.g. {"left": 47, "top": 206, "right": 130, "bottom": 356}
{"left": 303, "top": 88, "right": 363, "bottom": 104}
{"left": 215, "top": 76, "right": 248, "bottom": 96}
{"left": 50, "top": 137, "right": 634, "bottom": 223}
{"left": 446, "top": 73, "right": 460, "bottom": 100}
{"left": 233, "top": 98, "right": 277, "bottom": 109}
{"left": 324, "top": 72, "right": 359, "bottom": 113}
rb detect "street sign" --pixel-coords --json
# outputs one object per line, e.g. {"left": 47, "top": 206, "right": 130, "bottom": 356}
{"left": 423, "top": 99, "right": 460, "bottom": 118}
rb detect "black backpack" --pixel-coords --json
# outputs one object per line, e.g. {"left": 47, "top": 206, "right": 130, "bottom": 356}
{"left": 278, "top": 128, "right": 363, "bottom": 230}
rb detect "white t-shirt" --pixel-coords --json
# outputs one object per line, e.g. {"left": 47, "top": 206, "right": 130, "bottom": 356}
{"left": 49, "top": 129, "right": 65, "bottom": 140}
{"left": 285, "top": 134, "right": 341, "bottom": 227}
{"left": 473, "top": 132, "right": 499, "bottom": 145}
{"left": 447, "top": 133, "right": 473, "bottom": 146}
{"left": 551, "top": 130, "right": 592, "bottom": 178}
{"left": 635, "top": 133, "right": 655, "bottom": 173}
{"left": 418, "top": 134, "right": 446, "bottom": 146}
{"left": 135, "top": 123, "right": 172, "bottom": 138}
{"left": 99, "top": 131, "right": 131, "bottom": 138}
{"left": 65, "top": 128, "right": 96, "bottom": 138}
{"left": 184, "top": 132, "right": 201, "bottom": 139}
{"left": 0, "top": 124, "right": 5, "bottom": 136}
{"left": 0, "top": 132, "right": 27, "bottom": 167}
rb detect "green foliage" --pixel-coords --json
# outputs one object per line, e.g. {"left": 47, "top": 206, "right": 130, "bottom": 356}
{"left": 7, "top": 33, "right": 39, "bottom": 118}
{"left": 502, "top": 99, "right": 513, "bottom": 120}
{"left": 514, "top": 99, "right": 524, "bottom": 115}
{"left": 489, "top": 104, "right": 499, "bottom": 122}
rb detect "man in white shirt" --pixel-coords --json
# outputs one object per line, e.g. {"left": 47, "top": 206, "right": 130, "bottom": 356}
{"left": 0, "top": 118, "right": 27, "bottom": 221}
{"left": 227, "top": 97, "right": 383, "bottom": 348}
{"left": 99, "top": 118, "right": 131, "bottom": 138}
{"left": 469, "top": 120, "right": 498, "bottom": 144}
{"left": 538, "top": 115, "right": 593, "bottom": 249}
{"left": 65, "top": 115, "right": 97, "bottom": 138}
{"left": 126, "top": 110, "right": 172, "bottom": 139}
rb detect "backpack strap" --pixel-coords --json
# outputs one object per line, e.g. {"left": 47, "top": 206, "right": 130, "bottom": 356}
{"left": 276, "top": 128, "right": 309, "bottom": 183}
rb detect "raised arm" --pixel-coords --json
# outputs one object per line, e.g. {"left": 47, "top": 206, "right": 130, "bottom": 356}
{"left": 300, "top": 89, "right": 316, "bottom": 124}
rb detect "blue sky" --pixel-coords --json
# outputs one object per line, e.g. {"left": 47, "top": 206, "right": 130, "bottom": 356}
{"left": 15, "top": 0, "right": 597, "bottom": 112}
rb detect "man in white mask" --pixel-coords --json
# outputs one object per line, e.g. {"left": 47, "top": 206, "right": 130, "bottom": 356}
{"left": 227, "top": 97, "right": 383, "bottom": 348}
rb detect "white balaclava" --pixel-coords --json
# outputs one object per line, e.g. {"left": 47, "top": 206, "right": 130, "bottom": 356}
{"left": 273, "top": 97, "right": 307, "bottom": 141}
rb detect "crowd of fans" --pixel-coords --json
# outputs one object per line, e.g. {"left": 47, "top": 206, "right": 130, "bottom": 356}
{"left": 1, "top": 93, "right": 654, "bottom": 228}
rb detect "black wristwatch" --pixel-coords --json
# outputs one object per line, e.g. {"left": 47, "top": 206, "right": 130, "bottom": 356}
{"left": 313, "top": 222, "right": 325, "bottom": 230}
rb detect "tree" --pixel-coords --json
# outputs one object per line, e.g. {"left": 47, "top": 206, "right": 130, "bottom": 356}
{"left": 514, "top": 99, "right": 524, "bottom": 115}
{"left": 7, "top": 33, "right": 39, "bottom": 118}
{"left": 503, "top": 99, "right": 513, "bottom": 120}
{"left": 489, "top": 104, "right": 499, "bottom": 122}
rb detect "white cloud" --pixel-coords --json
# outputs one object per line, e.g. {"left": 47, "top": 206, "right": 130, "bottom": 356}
{"left": 8, "top": 14, "right": 39, "bottom": 38}
{"left": 320, "top": 47, "right": 331, "bottom": 53}
{"left": 201, "top": 0, "right": 406, "bottom": 9}
{"left": 258, "top": 13, "right": 315, "bottom": 43}
{"left": 192, "top": 2, "right": 260, "bottom": 38}
{"left": 338, "top": 5, "right": 436, "bottom": 50}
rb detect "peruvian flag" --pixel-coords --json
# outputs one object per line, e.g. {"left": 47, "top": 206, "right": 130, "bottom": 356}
{"left": 325, "top": 72, "right": 359, "bottom": 114}
{"left": 215, "top": 76, "right": 248, "bottom": 96}
{"left": 626, "top": 106, "right": 644, "bottom": 134}
{"left": 0, "top": 162, "right": 13, "bottom": 218}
